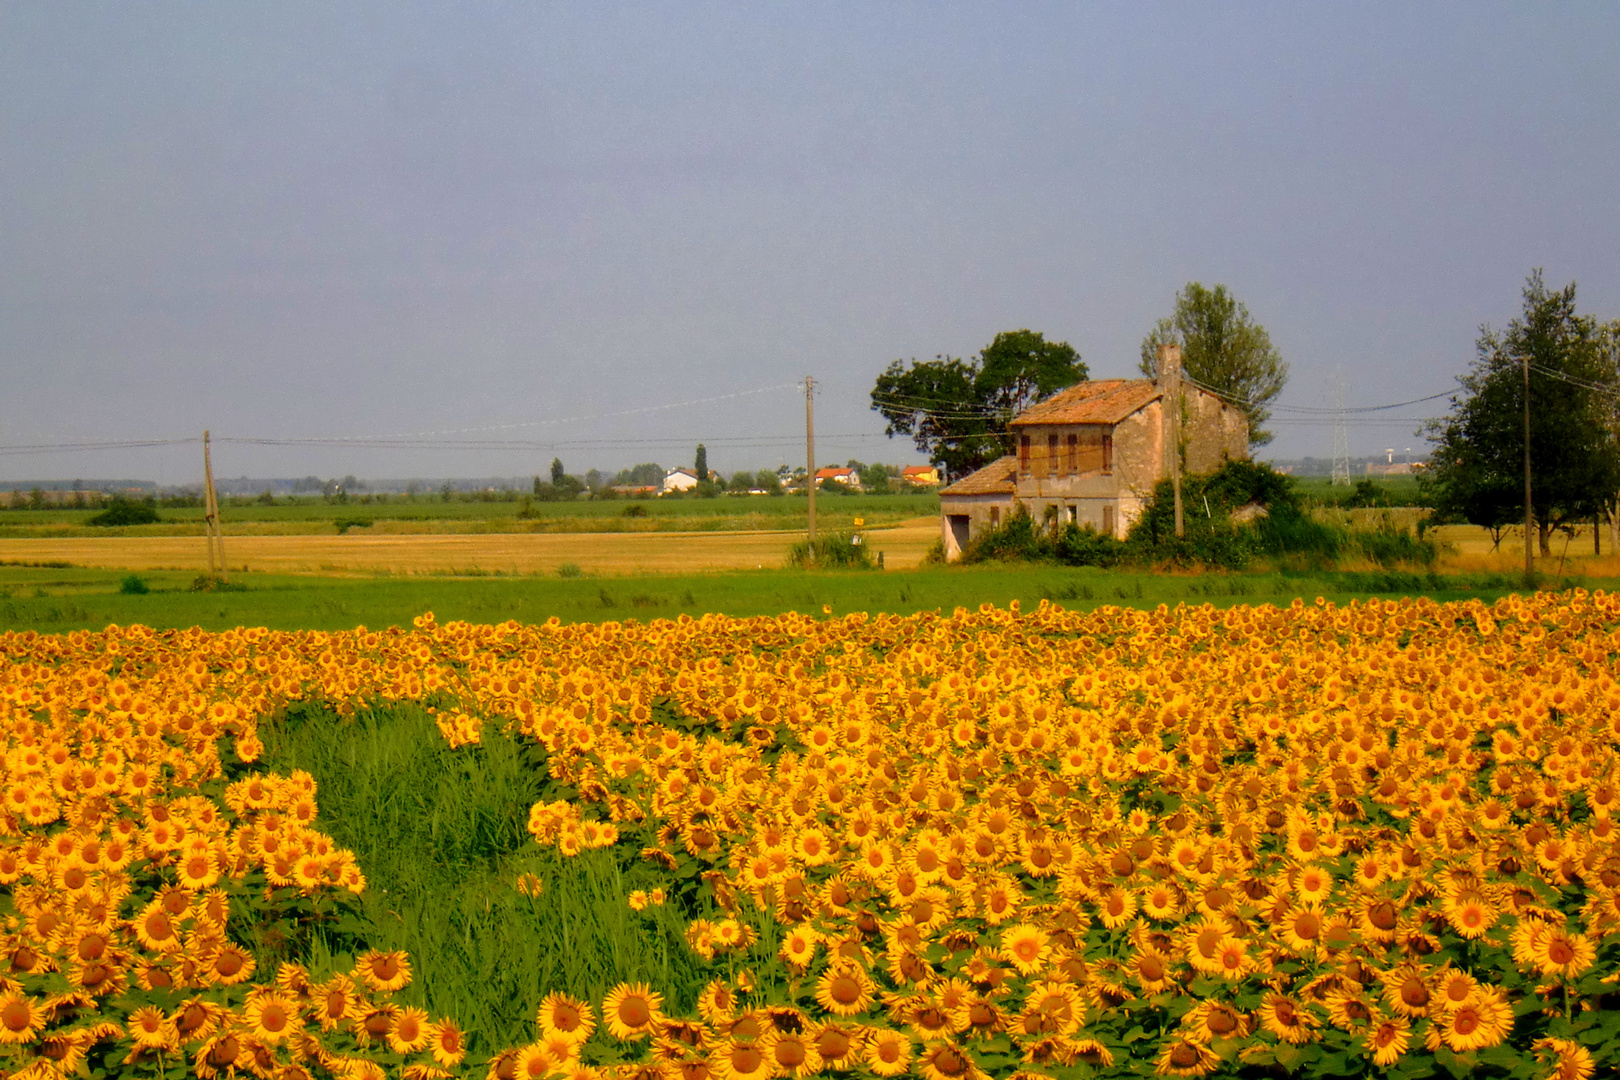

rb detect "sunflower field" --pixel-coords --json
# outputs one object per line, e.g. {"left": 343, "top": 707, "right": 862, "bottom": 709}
{"left": 2, "top": 590, "right": 1619, "bottom": 1080}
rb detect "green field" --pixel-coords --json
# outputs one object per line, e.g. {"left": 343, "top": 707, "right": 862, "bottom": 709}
{"left": 0, "top": 492, "right": 937, "bottom": 537}
{"left": 1289, "top": 473, "right": 1426, "bottom": 506}
{"left": 0, "top": 560, "right": 1576, "bottom": 635}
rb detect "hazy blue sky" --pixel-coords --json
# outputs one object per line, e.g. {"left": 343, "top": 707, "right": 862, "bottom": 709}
{"left": 3, "top": 3, "right": 1617, "bottom": 484}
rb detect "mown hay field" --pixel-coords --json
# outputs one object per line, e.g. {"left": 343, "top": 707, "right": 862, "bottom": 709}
{"left": 2, "top": 592, "right": 1618, "bottom": 1079}
{"left": 0, "top": 520, "right": 941, "bottom": 577}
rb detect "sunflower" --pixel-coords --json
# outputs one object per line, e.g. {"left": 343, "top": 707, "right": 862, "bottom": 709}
{"left": 194, "top": 1033, "right": 245, "bottom": 1079}
{"left": 428, "top": 1021, "right": 467, "bottom": 1068}
{"left": 1432, "top": 967, "right": 1479, "bottom": 1013}
{"left": 389, "top": 1006, "right": 433, "bottom": 1055}
{"left": 762, "top": 1029, "right": 822, "bottom": 1078}
{"left": 1294, "top": 865, "right": 1333, "bottom": 905}
{"left": 697, "top": 981, "right": 738, "bottom": 1026}
{"left": 314, "top": 976, "right": 357, "bottom": 1031}
{"left": 132, "top": 900, "right": 183, "bottom": 952}
{"left": 1437, "top": 986, "right": 1511, "bottom": 1052}
{"left": 604, "top": 982, "right": 664, "bottom": 1041}
{"left": 1140, "top": 882, "right": 1182, "bottom": 921}
{"left": 127, "top": 1005, "right": 178, "bottom": 1050}
{"left": 1279, "top": 906, "right": 1325, "bottom": 955}
{"left": 1443, "top": 891, "right": 1497, "bottom": 939}
{"left": 0, "top": 990, "right": 42, "bottom": 1044}
{"left": 814, "top": 964, "right": 874, "bottom": 1017}
{"left": 1368, "top": 1016, "right": 1411, "bottom": 1067}
{"left": 1533, "top": 1037, "right": 1597, "bottom": 1080}
{"left": 1380, "top": 965, "right": 1433, "bottom": 1018}
{"left": 1000, "top": 923, "right": 1051, "bottom": 976}
{"left": 1127, "top": 947, "right": 1176, "bottom": 994}
{"left": 917, "top": 1041, "right": 984, "bottom": 1080}
{"left": 244, "top": 990, "right": 302, "bottom": 1044}
{"left": 1183, "top": 918, "right": 1229, "bottom": 973}
{"left": 778, "top": 927, "right": 820, "bottom": 972}
{"left": 1017, "top": 982, "right": 1083, "bottom": 1038}
{"left": 1534, "top": 930, "right": 1596, "bottom": 980}
{"left": 513, "top": 1043, "right": 556, "bottom": 1080}
{"left": 863, "top": 1028, "right": 913, "bottom": 1077}
{"left": 1355, "top": 896, "right": 1400, "bottom": 942}
{"left": 1097, "top": 887, "right": 1137, "bottom": 929}
{"left": 176, "top": 848, "right": 221, "bottom": 890}
{"left": 709, "top": 1038, "right": 774, "bottom": 1080}
{"left": 538, "top": 992, "right": 596, "bottom": 1044}
{"left": 1183, "top": 1000, "right": 1247, "bottom": 1044}
{"left": 1257, "top": 995, "right": 1317, "bottom": 1045}
{"left": 355, "top": 950, "right": 412, "bottom": 993}
{"left": 1154, "top": 1039, "right": 1219, "bottom": 1077}
{"left": 806, "top": 1023, "right": 861, "bottom": 1071}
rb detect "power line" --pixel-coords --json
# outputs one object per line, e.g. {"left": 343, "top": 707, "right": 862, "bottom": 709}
{"left": 0, "top": 438, "right": 198, "bottom": 457}
{"left": 1527, "top": 362, "right": 1620, "bottom": 397}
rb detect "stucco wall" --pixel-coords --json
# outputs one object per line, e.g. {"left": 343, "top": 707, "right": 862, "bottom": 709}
{"left": 940, "top": 494, "right": 1013, "bottom": 559}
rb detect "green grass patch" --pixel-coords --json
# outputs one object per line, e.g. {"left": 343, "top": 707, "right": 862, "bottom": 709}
{"left": 0, "top": 562, "right": 1593, "bottom": 635}
{"left": 258, "top": 702, "right": 708, "bottom": 1056}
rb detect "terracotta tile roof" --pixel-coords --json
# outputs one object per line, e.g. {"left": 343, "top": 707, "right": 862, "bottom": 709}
{"left": 815, "top": 467, "right": 855, "bottom": 479}
{"left": 940, "top": 455, "right": 1019, "bottom": 496}
{"left": 1009, "top": 379, "right": 1161, "bottom": 427}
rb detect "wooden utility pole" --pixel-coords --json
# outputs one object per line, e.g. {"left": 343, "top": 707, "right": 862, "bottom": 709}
{"left": 1160, "top": 343, "right": 1184, "bottom": 538}
{"left": 805, "top": 377, "right": 817, "bottom": 546}
{"left": 203, "top": 430, "right": 226, "bottom": 580}
{"left": 1523, "top": 352, "right": 1533, "bottom": 586}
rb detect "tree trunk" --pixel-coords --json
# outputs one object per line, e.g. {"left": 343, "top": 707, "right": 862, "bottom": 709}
{"left": 1538, "top": 521, "right": 1552, "bottom": 557}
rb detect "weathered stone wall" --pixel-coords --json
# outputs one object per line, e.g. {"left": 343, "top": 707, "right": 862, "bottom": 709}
{"left": 1182, "top": 391, "right": 1249, "bottom": 474}
{"left": 1112, "top": 401, "right": 1166, "bottom": 499}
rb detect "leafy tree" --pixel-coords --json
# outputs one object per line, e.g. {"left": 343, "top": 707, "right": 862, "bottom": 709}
{"left": 729, "top": 471, "right": 755, "bottom": 491}
{"left": 1139, "top": 283, "right": 1288, "bottom": 447}
{"left": 694, "top": 444, "right": 708, "bottom": 483}
{"left": 859, "top": 462, "right": 891, "bottom": 492}
{"left": 550, "top": 458, "right": 565, "bottom": 486}
{"left": 872, "top": 330, "right": 1086, "bottom": 481}
{"left": 614, "top": 463, "right": 665, "bottom": 487}
{"left": 585, "top": 468, "right": 605, "bottom": 492}
{"left": 754, "top": 469, "right": 783, "bottom": 495}
{"left": 1424, "top": 271, "right": 1620, "bottom": 555}
{"left": 88, "top": 498, "right": 160, "bottom": 526}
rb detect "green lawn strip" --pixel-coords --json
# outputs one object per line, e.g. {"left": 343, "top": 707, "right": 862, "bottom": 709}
{"left": 257, "top": 702, "right": 707, "bottom": 1057}
{"left": 0, "top": 493, "right": 939, "bottom": 536}
{"left": 0, "top": 563, "right": 1601, "bottom": 634}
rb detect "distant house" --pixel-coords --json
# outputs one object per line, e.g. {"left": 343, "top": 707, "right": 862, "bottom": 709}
{"left": 901, "top": 465, "right": 940, "bottom": 486}
{"left": 938, "top": 377, "right": 1247, "bottom": 560}
{"left": 815, "top": 466, "right": 859, "bottom": 488}
{"left": 662, "top": 468, "right": 701, "bottom": 494}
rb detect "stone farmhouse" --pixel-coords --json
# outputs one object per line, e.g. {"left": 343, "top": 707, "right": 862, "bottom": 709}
{"left": 938, "top": 376, "right": 1247, "bottom": 560}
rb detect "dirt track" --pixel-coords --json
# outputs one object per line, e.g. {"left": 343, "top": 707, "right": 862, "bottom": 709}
{"left": 0, "top": 519, "right": 941, "bottom": 576}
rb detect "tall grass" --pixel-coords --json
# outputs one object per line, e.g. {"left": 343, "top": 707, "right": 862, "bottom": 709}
{"left": 258, "top": 702, "right": 710, "bottom": 1055}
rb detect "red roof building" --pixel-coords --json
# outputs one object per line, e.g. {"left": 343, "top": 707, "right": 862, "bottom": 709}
{"left": 938, "top": 376, "right": 1246, "bottom": 560}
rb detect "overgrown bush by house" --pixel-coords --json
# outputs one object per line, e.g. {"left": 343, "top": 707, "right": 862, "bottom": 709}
{"left": 960, "top": 460, "right": 1436, "bottom": 572}
{"left": 787, "top": 532, "right": 873, "bottom": 568}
